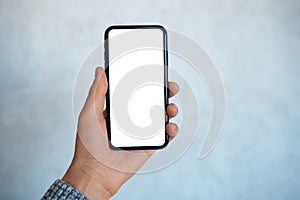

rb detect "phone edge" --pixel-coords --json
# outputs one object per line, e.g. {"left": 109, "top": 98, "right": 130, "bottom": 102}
{"left": 104, "top": 25, "right": 169, "bottom": 150}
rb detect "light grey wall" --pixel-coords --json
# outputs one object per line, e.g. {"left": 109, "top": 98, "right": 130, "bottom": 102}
{"left": 0, "top": 0, "right": 300, "bottom": 199}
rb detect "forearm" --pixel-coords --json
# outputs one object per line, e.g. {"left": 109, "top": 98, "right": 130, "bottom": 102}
{"left": 42, "top": 164, "right": 112, "bottom": 200}
{"left": 62, "top": 163, "right": 112, "bottom": 200}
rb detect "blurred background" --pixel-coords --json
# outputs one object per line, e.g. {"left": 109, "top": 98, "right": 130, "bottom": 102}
{"left": 1, "top": 0, "right": 300, "bottom": 199}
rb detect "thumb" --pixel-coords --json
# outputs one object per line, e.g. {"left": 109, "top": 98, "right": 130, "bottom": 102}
{"left": 85, "top": 67, "right": 108, "bottom": 114}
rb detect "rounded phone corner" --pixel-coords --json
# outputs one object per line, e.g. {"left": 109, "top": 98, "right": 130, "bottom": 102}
{"left": 108, "top": 140, "right": 121, "bottom": 151}
{"left": 104, "top": 25, "right": 117, "bottom": 39}
{"left": 154, "top": 25, "right": 167, "bottom": 35}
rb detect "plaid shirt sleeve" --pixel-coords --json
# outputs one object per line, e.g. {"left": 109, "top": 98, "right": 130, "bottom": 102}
{"left": 41, "top": 179, "right": 88, "bottom": 200}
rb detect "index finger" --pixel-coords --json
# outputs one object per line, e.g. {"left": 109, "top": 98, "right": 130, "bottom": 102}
{"left": 168, "top": 82, "right": 179, "bottom": 98}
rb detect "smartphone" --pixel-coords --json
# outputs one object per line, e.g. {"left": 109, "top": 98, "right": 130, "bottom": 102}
{"left": 104, "top": 25, "right": 169, "bottom": 150}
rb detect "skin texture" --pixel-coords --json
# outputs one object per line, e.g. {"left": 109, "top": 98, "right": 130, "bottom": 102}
{"left": 63, "top": 67, "right": 179, "bottom": 200}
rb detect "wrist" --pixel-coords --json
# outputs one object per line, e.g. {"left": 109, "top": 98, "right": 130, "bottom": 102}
{"left": 63, "top": 163, "right": 112, "bottom": 200}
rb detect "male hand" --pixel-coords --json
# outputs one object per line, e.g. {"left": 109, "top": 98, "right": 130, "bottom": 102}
{"left": 63, "top": 67, "right": 179, "bottom": 200}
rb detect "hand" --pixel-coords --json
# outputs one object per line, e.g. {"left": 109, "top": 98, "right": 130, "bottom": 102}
{"left": 63, "top": 67, "right": 179, "bottom": 200}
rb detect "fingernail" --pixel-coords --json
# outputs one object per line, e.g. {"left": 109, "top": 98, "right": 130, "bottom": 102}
{"left": 169, "top": 124, "right": 175, "bottom": 132}
{"left": 95, "top": 67, "right": 98, "bottom": 78}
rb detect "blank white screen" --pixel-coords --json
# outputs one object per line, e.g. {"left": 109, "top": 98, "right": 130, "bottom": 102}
{"left": 108, "top": 28, "right": 166, "bottom": 147}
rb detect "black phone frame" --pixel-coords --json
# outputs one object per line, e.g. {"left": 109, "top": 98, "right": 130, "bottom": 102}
{"left": 104, "top": 25, "right": 169, "bottom": 150}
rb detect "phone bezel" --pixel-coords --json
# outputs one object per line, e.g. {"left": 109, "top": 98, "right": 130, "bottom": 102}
{"left": 104, "top": 25, "right": 169, "bottom": 150}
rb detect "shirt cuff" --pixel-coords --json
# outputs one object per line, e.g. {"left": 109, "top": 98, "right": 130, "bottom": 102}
{"left": 41, "top": 179, "right": 88, "bottom": 200}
